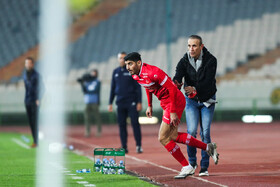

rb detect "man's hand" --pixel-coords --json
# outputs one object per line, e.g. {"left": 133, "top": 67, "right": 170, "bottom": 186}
{"left": 108, "top": 104, "right": 113, "bottom": 112}
{"left": 184, "top": 86, "right": 195, "bottom": 95}
{"left": 36, "top": 100, "right": 40, "bottom": 106}
{"left": 170, "top": 113, "right": 180, "bottom": 126}
{"left": 146, "top": 106, "right": 153, "bottom": 118}
{"left": 136, "top": 103, "right": 142, "bottom": 112}
{"left": 174, "top": 80, "right": 183, "bottom": 90}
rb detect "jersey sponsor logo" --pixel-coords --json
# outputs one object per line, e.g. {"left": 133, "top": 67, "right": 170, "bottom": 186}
{"left": 115, "top": 73, "right": 119, "bottom": 77}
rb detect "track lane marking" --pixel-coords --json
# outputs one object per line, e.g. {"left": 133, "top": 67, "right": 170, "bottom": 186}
{"left": 11, "top": 138, "right": 30, "bottom": 149}
{"left": 69, "top": 137, "right": 228, "bottom": 187}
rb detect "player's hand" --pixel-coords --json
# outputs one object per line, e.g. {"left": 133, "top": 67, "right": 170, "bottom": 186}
{"left": 108, "top": 105, "right": 113, "bottom": 112}
{"left": 174, "top": 80, "right": 183, "bottom": 90}
{"left": 146, "top": 106, "right": 153, "bottom": 118}
{"left": 170, "top": 113, "right": 180, "bottom": 126}
{"left": 136, "top": 103, "right": 142, "bottom": 112}
{"left": 184, "top": 86, "right": 195, "bottom": 95}
{"left": 36, "top": 100, "right": 40, "bottom": 106}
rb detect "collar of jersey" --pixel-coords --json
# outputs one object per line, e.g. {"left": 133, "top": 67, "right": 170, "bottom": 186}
{"left": 138, "top": 62, "right": 144, "bottom": 76}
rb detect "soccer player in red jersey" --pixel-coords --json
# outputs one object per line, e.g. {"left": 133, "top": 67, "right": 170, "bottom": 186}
{"left": 124, "top": 52, "right": 219, "bottom": 179}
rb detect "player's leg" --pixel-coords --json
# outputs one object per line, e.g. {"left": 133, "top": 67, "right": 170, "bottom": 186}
{"left": 117, "top": 106, "right": 128, "bottom": 153}
{"left": 128, "top": 103, "right": 142, "bottom": 153}
{"left": 159, "top": 121, "right": 195, "bottom": 179}
{"left": 158, "top": 121, "right": 187, "bottom": 165}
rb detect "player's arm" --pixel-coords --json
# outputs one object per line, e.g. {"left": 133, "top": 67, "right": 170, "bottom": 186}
{"left": 145, "top": 89, "right": 153, "bottom": 117}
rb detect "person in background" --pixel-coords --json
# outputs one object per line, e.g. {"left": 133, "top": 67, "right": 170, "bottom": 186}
{"left": 173, "top": 35, "right": 218, "bottom": 177}
{"left": 77, "top": 69, "right": 102, "bottom": 137}
{"left": 23, "top": 57, "right": 43, "bottom": 148}
{"left": 108, "top": 52, "right": 143, "bottom": 154}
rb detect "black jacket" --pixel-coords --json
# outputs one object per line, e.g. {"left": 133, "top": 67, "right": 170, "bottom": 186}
{"left": 23, "top": 69, "right": 44, "bottom": 105}
{"left": 173, "top": 47, "right": 217, "bottom": 102}
{"left": 109, "top": 66, "right": 142, "bottom": 106}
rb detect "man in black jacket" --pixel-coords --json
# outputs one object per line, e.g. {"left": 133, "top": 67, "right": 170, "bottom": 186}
{"left": 23, "top": 57, "right": 43, "bottom": 148}
{"left": 108, "top": 52, "right": 143, "bottom": 154}
{"left": 173, "top": 35, "right": 218, "bottom": 177}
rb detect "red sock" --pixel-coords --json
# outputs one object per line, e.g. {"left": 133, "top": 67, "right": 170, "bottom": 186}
{"left": 176, "top": 132, "right": 207, "bottom": 150}
{"left": 164, "top": 140, "right": 189, "bottom": 166}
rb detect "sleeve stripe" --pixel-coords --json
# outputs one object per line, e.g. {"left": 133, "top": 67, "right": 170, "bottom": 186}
{"left": 160, "top": 76, "right": 168, "bottom": 86}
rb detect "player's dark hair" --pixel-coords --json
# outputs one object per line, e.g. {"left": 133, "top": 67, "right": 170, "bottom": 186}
{"left": 25, "top": 57, "right": 34, "bottom": 63}
{"left": 189, "top": 35, "right": 203, "bottom": 45}
{"left": 124, "top": 52, "right": 142, "bottom": 62}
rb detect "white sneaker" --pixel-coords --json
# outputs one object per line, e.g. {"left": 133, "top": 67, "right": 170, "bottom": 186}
{"left": 199, "top": 168, "right": 209, "bottom": 176}
{"left": 174, "top": 165, "right": 195, "bottom": 179}
{"left": 136, "top": 146, "right": 143, "bottom": 153}
{"left": 207, "top": 143, "right": 219, "bottom": 165}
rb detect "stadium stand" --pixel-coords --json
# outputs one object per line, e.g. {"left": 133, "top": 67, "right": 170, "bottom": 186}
{"left": 1, "top": 0, "right": 280, "bottom": 116}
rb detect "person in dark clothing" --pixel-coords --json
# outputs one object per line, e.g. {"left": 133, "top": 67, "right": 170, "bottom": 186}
{"left": 108, "top": 52, "right": 143, "bottom": 154}
{"left": 23, "top": 57, "right": 43, "bottom": 148}
{"left": 77, "top": 69, "right": 102, "bottom": 137}
{"left": 173, "top": 35, "right": 218, "bottom": 177}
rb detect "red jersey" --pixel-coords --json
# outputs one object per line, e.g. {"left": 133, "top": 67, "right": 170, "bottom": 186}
{"left": 132, "top": 63, "right": 181, "bottom": 113}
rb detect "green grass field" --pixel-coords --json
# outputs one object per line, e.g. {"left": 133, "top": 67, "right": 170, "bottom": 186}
{"left": 0, "top": 133, "right": 154, "bottom": 187}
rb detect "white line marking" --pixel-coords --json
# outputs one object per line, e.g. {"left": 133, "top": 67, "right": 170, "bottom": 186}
{"left": 77, "top": 181, "right": 88, "bottom": 184}
{"left": 84, "top": 184, "right": 96, "bottom": 187}
{"left": 68, "top": 138, "right": 228, "bottom": 187}
{"left": 49, "top": 161, "right": 96, "bottom": 187}
{"left": 72, "top": 176, "right": 84, "bottom": 180}
{"left": 11, "top": 138, "right": 30, "bottom": 149}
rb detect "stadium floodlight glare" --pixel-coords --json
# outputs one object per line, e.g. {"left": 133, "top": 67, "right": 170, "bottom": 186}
{"left": 242, "top": 115, "right": 273, "bottom": 123}
{"left": 139, "top": 117, "right": 159, "bottom": 125}
{"left": 36, "top": 0, "right": 69, "bottom": 186}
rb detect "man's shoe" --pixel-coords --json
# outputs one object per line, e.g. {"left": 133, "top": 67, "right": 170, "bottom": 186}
{"left": 30, "top": 143, "right": 37, "bottom": 148}
{"left": 121, "top": 147, "right": 128, "bottom": 154}
{"left": 206, "top": 143, "right": 219, "bottom": 165}
{"left": 199, "top": 168, "right": 209, "bottom": 176}
{"left": 190, "top": 163, "right": 198, "bottom": 175}
{"left": 136, "top": 146, "right": 143, "bottom": 153}
{"left": 174, "top": 165, "right": 195, "bottom": 179}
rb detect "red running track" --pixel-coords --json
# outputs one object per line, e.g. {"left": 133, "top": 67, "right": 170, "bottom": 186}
{"left": 1, "top": 122, "right": 280, "bottom": 187}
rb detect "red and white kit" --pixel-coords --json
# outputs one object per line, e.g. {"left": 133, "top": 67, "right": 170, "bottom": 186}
{"left": 132, "top": 63, "right": 185, "bottom": 124}
{"left": 132, "top": 63, "right": 207, "bottom": 168}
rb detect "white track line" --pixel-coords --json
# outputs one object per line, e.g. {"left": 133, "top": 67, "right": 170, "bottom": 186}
{"left": 11, "top": 138, "right": 30, "bottom": 149}
{"left": 69, "top": 137, "right": 228, "bottom": 187}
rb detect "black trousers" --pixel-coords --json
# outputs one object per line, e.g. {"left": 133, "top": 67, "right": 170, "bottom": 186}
{"left": 25, "top": 103, "right": 38, "bottom": 144}
{"left": 117, "top": 104, "right": 142, "bottom": 149}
